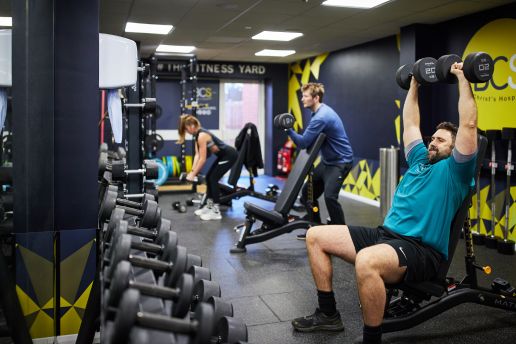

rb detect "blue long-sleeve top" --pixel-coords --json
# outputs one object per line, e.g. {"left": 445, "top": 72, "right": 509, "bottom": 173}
{"left": 287, "top": 103, "right": 353, "bottom": 165}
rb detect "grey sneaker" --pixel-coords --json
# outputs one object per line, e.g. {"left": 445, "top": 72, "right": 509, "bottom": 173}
{"left": 291, "top": 308, "right": 344, "bottom": 332}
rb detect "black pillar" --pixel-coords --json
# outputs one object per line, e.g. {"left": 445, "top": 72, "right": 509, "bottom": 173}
{"left": 13, "top": 0, "right": 99, "bottom": 232}
{"left": 13, "top": 0, "right": 99, "bottom": 337}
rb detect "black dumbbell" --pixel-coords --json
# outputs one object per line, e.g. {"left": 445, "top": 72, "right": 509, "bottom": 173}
{"left": 104, "top": 185, "right": 156, "bottom": 209}
{"left": 111, "top": 289, "right": 247, "bottom": 344}
{"left": 110, "top": 289, "right": 213, "bottom": 344}
{"left": 179, "top": 172, "right": 206, "bottom": 184}
{"left": 107, "top": 261, "right": 225, "bottom": 320}
{"left": 214, "top": 315, "right": 249, "bottom": 344}
{"left": 396, "top": 57, "right": 438, "bottom": 90}
{"left": 99, "top": 190, "right": 161, "bottom": 228}
{"left": 104, "top": 211, "right": 171, "bottom": 247}
{"left": 274, "top": 113, "right": 295, "bottom": 130}
{"left": 436, "top": 52, "right": 494, "bottom": 84}
{"left": 107, "top": 261, "right": 194, "bottom": 318}
{"left": 143, "top": 181, "right": 160, "bottom": 202}
{"left": 110, "top": 159, "right": 159, "bottom": 182}
{"left": 173, "top": 201, "right": 187, "bottom": 213}
{"left": 105, "top": 234, "right": 200, "bottom": 287}
{"left": 104, "top": 222, "right": 178, "bottom": 264}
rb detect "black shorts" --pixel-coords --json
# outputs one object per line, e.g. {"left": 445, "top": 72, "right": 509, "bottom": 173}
{"left": 348, "top": 226, "right": 443, "bottom": 283}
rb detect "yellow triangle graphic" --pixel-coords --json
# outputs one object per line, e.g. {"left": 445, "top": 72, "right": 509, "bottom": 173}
{"left": 311, "top": 53, "right": 329, "bottom": 79}
{"left": 288, "top": 75, "right": 303, "bottom": 130}
{"left": 42, "top": 297, "right": 54, "bottom": 310}
{"left": 290, "top": 62, "right": 303, "bottom": 74}
{"left": 60, "top": 307, "right": 82, "bottom": 335}
{"left": 30, "top": 310, "right": 54, "bottom": 338}
{"left": 60, "top": 297, "right": 72, "bottom": 308}
{"left": 74, "top": 282, "right": 93, "bottom": 309}
{"left": 16, "top": 285, "right": 40, "bottom": 316}
{"left": 301, "top": 59, "right": 312, "bottom": 85}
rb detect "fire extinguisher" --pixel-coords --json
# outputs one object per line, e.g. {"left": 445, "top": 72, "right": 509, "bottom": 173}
{"left": 277, "top": 148, "right": 284, "bottom": 172}
{"left": 277, "top": 139, "right": 295, "bottom": 175}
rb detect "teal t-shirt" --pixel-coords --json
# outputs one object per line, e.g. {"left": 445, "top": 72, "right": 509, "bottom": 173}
{"left": 383, "top": 140, "right": 477, "bottom": 259}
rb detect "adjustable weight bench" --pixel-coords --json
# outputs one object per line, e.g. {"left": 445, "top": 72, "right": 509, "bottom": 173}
{"left": 217, "top": 128, "right": 277, "bottom": 206}
{"left": 230, "top": 133, "right": 326, "bottom": 253}
{"left": 382, "top": 135, "right": 516, "bottom": 333}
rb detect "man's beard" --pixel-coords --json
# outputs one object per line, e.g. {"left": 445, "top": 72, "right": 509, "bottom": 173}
{"left": 427, "top": 149, "right": 448, "bottom": 164}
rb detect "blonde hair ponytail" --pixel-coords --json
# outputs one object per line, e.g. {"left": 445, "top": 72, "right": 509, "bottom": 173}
{"left": 177, "top": 114, "right": 200, "bottom": 144}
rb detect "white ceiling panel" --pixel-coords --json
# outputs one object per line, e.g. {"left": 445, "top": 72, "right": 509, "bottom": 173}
{"left": 97, "top": 0, "right": 516, "bottom": 62}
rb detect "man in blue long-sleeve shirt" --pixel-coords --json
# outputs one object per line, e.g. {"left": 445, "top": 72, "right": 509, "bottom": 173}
{"left": 288, "top": 83, "right": 353, "bottom": 238}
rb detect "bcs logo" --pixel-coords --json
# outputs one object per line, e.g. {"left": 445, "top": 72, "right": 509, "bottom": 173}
{"left": 197, "top": 87, "right": 213, "bottom": 99}
{"left": 463, "top": 18, "right": 516, "bottom": 130}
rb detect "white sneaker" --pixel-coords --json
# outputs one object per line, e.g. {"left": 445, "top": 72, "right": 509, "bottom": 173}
{"left": 200, "top": 205, "right": 222, "bottom": 220}
{"left": 194, "top": 206, "right": 211, "bottom": 216}
{"left": 195, "top": 199, "right": 213, "bottom": 216}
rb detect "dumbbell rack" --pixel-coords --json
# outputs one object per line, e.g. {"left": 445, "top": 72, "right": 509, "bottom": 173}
{"left": 84, "top": 161, "right": 249, "bottom": 343}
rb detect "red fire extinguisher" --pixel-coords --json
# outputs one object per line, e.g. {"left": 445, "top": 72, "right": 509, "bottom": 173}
{"left": 277, "top": 139, "right": 295, "bottom": 175}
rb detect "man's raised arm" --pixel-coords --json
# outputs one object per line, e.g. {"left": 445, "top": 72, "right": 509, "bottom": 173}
{"left": 402, "top": 77, "right": 423, "bottom": 149}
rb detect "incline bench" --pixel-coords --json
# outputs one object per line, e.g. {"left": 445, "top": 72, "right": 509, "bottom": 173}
{"left": 230, "top": 133, "right": 326, "bottom": 253}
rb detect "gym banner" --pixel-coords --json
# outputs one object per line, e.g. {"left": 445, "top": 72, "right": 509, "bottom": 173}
{"left": 156, "top": 80, "right": 219, "bottom": 131}
{"left": 463, "top": 18, "right": 516, "bottom": 130}
{"left": 156, "top": 60, "right": 277, "bottom": 79}
{"left": 190, "top": 81, "right": 219, "bottom": 129}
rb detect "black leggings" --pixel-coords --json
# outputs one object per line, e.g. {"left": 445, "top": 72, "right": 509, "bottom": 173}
{"left": 206, "top": 147, "right": 238, "bottom": 203}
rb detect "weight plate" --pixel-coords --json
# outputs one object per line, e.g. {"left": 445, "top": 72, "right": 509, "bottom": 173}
{"left": 435, "top": 54, "right": 462, "bottom": 84}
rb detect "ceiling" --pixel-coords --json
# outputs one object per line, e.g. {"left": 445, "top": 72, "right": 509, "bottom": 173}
{"left": 1, "top": 0, "right": 514, "bottom": 63}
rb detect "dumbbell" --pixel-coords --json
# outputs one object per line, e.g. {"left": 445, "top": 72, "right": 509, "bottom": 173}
{"left": 104, "top": 211, "right": 171, "bottom": 247}
{"left": 265, "top": 184, "right": 280, "bottom": 197}
{"left": 105, "top": 234, "right": 200, "bottom": 288}
{"left": 173, "top": 201, "right": 187, "bottom": 213}
{"left": 396, "top": 57, "right": 438, "bottom": 90}
{"left": 107, "top": 261, "right": 224, "bottom": 320}
{"left": 274, "top": 113, "right": 295, "bottom": 130}
{"left": 104, "top": 223, "right": 178, "bottom": 264}
{"left": 111, "top": 159, "right": 159, "bottom": 182}
{"left": 436, "top": 52, "right": 494, "bottom": 84}
{"left": 111, "top": 289, "right": 248, "bottom": 344}
{"left": 99, "top": 190, "right": 161, "bottom": 228}
{"left": 179, "top": 172, "right": 206, "bottom": 184}
{"left": 104, "top": 219, "right": 202, "bottom": 275}
{"left": 105, "top": 185, "right": 155, "bottom": 210}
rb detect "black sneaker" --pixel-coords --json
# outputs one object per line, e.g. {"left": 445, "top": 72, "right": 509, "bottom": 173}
{"left": 291, "top": 308, "right": 344, "bottom": 332}
{"left": 296, "top": 233, "right": 307, "bottom": 240}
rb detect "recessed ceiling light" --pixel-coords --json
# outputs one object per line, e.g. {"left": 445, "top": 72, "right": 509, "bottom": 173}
{"left": 322, "top": 0, "right": 391, "bottom": 9}
{"left": 125, "top": 22, "right": 173, "bottom": 35}
{"left": 255, "top": 49, "right": 295, "bottom": 57}
{"left": 156, "top": 44, "right": 196, "bottom": 53}
{"left": 252, "top": 31, "right": 303, "bottom": 42}
{"left": 0, "top": 17, "right": 12, "bottom": 27}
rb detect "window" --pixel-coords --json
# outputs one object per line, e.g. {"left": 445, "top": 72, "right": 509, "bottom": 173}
{"left": 219, "top": 81, "right": 265, "bottom": 173}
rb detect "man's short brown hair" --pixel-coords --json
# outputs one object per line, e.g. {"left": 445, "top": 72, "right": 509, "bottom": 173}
{"left": 436, "top": 121, "right": 458, "bottom": 143}
{"left": 301, "top": 83, "right": 325, "bottom": 103}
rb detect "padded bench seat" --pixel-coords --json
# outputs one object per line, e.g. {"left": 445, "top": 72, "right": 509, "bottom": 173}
{"left": 244, "top": 202, "right": 285, "bottom": 225}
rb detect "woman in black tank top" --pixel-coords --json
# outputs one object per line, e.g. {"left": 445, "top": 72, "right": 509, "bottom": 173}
{"left": 178, "top": 115, "right": 237, "bottom": 220}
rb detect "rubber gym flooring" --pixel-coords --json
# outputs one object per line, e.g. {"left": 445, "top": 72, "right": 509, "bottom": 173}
{"left": 159, "top": 175, "right": 516, "bottom": 344}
